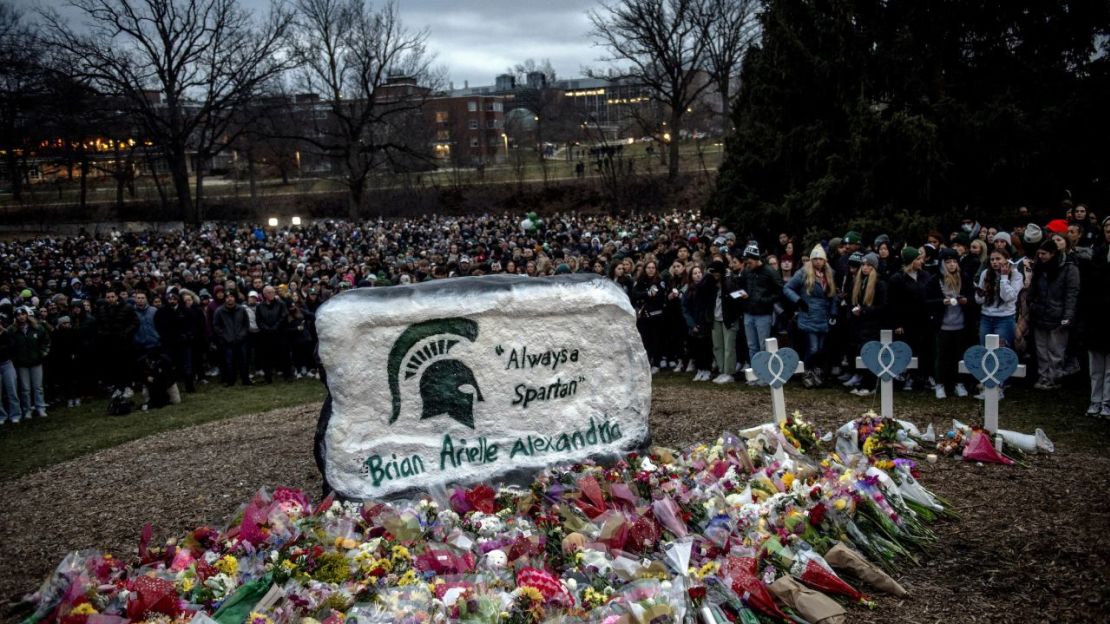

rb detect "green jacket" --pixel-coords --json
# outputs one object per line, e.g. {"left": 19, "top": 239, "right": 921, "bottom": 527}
{"left": 10, "top": 323, "right": 51, "bottom": 367}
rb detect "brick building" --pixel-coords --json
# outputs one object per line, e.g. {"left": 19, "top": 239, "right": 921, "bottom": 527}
{"left": 424, "top": 94, "right": 506, "bottom": 166}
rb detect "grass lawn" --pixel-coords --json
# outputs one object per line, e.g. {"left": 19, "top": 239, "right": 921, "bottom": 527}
{"left": 0, "top": 377, "right": 326, "bottom": 481}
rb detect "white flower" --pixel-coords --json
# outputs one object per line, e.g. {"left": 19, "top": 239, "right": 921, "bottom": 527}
{"left": 640, "top": 457, "right": 658, "bottom": 472}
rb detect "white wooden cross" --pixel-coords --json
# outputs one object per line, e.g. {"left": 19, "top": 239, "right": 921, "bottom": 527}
{"left": 743, "top": 337, "right": 805, "bottom": 424}
{"left": 855, "top": 329, "right": 918, "bottom": 418}
{"left": 959, "top": 334, "right": 1026, "bottom": 433}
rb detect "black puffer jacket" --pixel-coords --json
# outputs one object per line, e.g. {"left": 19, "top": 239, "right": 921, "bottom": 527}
{"left": 741, "top": 263, "right": 783, "bottom": 316}
{"left": 1029, "top": 254, "right": 1080, "bottom": 329}
{"left": 1078, "top": 244, "right": 1110, "bottom": 350}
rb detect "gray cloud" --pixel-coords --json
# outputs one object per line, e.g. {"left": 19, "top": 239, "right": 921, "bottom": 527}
{"left": 29, "top": 0, "right": 608, "bottom": 88}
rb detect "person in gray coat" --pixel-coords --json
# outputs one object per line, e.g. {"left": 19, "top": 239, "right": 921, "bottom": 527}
{"left": 1028, "top": 239, "right": 1080, "bottom": 389}
{"left": 212, "top": 293, "right": 251, "bottom": 386}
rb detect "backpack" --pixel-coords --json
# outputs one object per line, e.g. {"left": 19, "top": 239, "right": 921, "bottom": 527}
{"left": 107, "top": 396, "right": 134, "bottom": 416}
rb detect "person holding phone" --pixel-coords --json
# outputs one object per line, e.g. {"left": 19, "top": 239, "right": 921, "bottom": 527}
{"left": 739, "top": 243, "right": 783, "bottom": 376}
{"left": 975, "top": 248, "right": 1023, "bottom": 349}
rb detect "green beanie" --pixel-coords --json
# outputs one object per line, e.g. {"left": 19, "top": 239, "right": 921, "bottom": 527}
{"left": 901, "top": 246, "right": 921, "bottom": 263}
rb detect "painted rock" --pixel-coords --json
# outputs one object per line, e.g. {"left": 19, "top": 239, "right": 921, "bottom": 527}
{"left": 314, "top": 274, "right": 652, "bottom": 499}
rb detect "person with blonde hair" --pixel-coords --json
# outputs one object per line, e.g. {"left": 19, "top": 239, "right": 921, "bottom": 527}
{"left": 847, "top": 253, "right": 889, "bottom": 396}
{"left": 784, "top": 244, "right": 837, "bottom": 387}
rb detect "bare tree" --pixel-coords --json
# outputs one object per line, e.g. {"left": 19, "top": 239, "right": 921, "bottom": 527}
{"left": 0, "top": 2, "right": 44, "bottom": 201}
{"left": 697, "top": 0, "right": 759, "bottom": 135}
{"left": 291, "top": 0, "right": 437, "bottom": 219}
{"left": 42, "top": 0, "right": 295, "bottom": 224}
{"left": 589, "top": 0, "right": 713, "bottom": 181}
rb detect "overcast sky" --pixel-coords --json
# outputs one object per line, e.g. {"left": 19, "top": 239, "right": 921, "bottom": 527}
{"left": 31, "top": 0, "right": 605, "bottom": 89}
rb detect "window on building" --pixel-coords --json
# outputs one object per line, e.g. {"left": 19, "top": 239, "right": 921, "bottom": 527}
{"left": 489, "top": 136, "right": 500, "bottom": 146}
{"left": 434, "top": 111, "right": 448, "bottom": 123}
{"left": 484, "top": 101, "right": 495, "bottom": 111}
{"left": 436, "top": 130, "right": 450, "bottom": 140}
{"left": 486, "top": 119, "right": 497, "bottom": 129}
{"left": 468, "top": 120, "right": 478, "bottom": 130}
{"left": 470, "top": 138, "right": 479, "bottom": 148}
{"left": 493, "top": 102, "right": 503, "bottom": 112}
{"left": 467, "top": 101, "right": 477, "bottom": 112}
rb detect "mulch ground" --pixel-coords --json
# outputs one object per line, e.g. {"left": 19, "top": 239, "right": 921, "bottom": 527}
{"left": 2, "top": 381, "right": 1108, "bottom": 623}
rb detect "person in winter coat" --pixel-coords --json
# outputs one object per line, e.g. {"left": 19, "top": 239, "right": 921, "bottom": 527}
{"left": 154, "top": 290, "right": 192, "bottom": 392}
{"left": 631, "top": 260, "right": 667, "bottom": 373}
{"left": 96, "top": 289, "right": 139, "bottom": 394}
{"left": 288, "top": 304, "right": 316, "bottom": 377}
{"left": 255, "top": 285, "right": 292, "bottom": 383}
{"left": 1079, "top": 217, "right": 1110, "bottom": 417}
{"left": 682, "top": 265, "right": 714, "bottom": 381}
{"left": 975, "top": 248, "right": 1023, "bottom": 349}
{"left": 783, "top": 244, "right": 836, "bottom": 387}
{"left": 131, "top": 292, "right": 160, "bottom": 353}
{"left": 10, "top": 306, "right": 50, "bottom": 419}
{"left": 887, "top": 246, "right": 935, "bottom": 390}
{"left": 49, "top": 315, "right": 83, "bottom": 407}
{"left": 1028, "top": 239, "right": 1080, "bottom": 389}
{"left": 847, "top": 253, "right": 888, "bottom": 396}
{"left": 929, "top": 248, "right": 977, "bottom": 399}
{"left": 212, "top": 293, "right": 251, "bottom": 386}
{"left": 180, "top": 291, "right": 207, "bottom": 391}
{"left": 739, "top": 243, "right": 784, "bottom": 362}
{"left": 0, "top": 315, "right": 23, "bottom": 423}
{"left": 698, "top": 259, "right": 744, "bottom": 384}
{"left": 661, "top": 260, "right": 690, "bottom": 372}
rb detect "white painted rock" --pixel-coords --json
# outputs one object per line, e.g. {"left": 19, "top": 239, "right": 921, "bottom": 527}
{"left": 314, "top": 274, "right": 652, "bottom": 499}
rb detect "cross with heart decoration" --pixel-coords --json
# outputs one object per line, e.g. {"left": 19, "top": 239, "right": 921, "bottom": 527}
{"left": 855, "top": 329, "right": 918, "bottom": 417}
{"left": 743, "top": 337, "right": 804, "bottom": 424}
{"left": 959, "top": 334, "right": 1025, "bottom": 433}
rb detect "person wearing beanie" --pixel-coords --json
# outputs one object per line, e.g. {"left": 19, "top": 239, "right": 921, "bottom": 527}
{"left": 845, "top": 247, "right": 888, "bottom": 396}
{"left": 1028, "top": 237, "right": 1079, "bottom": 390}
{"left": 739, "top": 244, "right": 784, "bottom": 371}
{"left": 1024, "top": 223, "right": 1044, "bottom": 245}
{"left": 888, "top": 245, "right": 935, "bottom": 391}
{"left": 698, "top": 256, "right": 743, "bottom": 384}
{"left": 929, "top": 245, "right": 978, "bottom": 399}
{"left": 784, "top": 244, "right": 837, "bottom": 388}
{"left": 992, "top": 231, "right": 1012, "bottom": 249}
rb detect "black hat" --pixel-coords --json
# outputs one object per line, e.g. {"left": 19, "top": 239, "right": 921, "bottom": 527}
{"left": 708, "top": 260, "right": 726, "bottom": 274}
{"left": 1038, "top": 239, "right": 1058, "bottom": 254}
{"left": 938, "top": 248, "right": 959, "bottom": 262}
{"left": 848, "top": 251, "right": 863, "bottom": 266}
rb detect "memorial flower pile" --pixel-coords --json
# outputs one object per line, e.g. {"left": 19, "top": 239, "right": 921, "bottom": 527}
{"left": 22, "top": 422, "right": 948, "bottom": 624}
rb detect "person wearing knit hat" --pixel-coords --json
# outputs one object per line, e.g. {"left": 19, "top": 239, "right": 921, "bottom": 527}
{"left": 1024, "top": 223, "right": 1044, "bottom": 245}
{"left": 843, "top": 231, "right": 862, "bottom": 246}
{"left": 1029, "top": 233, "right": 1080, "bottom": 390}
{"left": 887, "top": 244, "right": 932, "bottom": 392}
{"left": 992, "top": 231, "right": 1012, "bottom": 250}
{"left": 845, "top": 248, "right": 887, "bottom": 396}
{"left": 784, "top": 244, "right": 837, "bottom": 388}
{"left": 739, "top": 242, "right": 784, "bottom": 371}
{"left": 848, "top": 251, "right": 863, "bottom": 266}
{"left": 1045, "top": 219, "right": 1068, "bottom": 235}
{"left": 952, "top": 232, "right": 971, "bottom": 249}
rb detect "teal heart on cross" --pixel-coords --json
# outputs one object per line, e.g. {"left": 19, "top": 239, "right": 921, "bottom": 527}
{"left": 750, "top": 348, "right": 800, "bottom": 389}
{"left": 962, "top": 345, "right": 1019, "bottom": 388}
{"left": 860, "top": 340, "right": 913, "bottom": 382}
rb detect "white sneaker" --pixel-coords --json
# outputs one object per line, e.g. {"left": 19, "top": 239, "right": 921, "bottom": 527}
{"left": 659, "top": 359, "right": 669, "bottom": 369}
{"left": 685, "top": 361, "right": 696, "bottom": 373}
{"left": 651, "top": 366, "right": 660, "bottom": 375}
{"left": 74, "top": 398, "right": 81, "bottom": 406}
{"left": 712, "top": 374, "right": 735, "bottom": 384}
{"left": 842, "top": 374, "right": 862, "bottom": 388}
{"left": 955, "top": 383, "right": 969, "bottom": 398}
{"left": 935, "top": 385, "right": 947, "bottom": 400}
{"left": 903, "top": 378, "right": 914, "bottom": 391}
{"left": 1088, "top": 403, "right": 1102, "bottom": 416}
{"left": 851, "top": 388, "right": 873, "bottom": 397}
{"left": 1101, "top": 404, "right": 1110, "bottom": 418}
{"left": 672, "top": 361, "right": 683, "bottom": 372}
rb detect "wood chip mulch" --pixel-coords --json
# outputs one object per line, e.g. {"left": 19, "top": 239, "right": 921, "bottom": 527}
{"left": 1, "top": 384, "right": 1108, "bottom": 623}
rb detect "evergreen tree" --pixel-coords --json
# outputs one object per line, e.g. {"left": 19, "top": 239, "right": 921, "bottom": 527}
{"left": 712, "top": 0, "right": 1110, "bottom": 241}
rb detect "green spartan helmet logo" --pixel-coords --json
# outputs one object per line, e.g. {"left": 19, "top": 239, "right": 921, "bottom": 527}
{"left": 388, "top": 318, "right": 484, "bottom": 428}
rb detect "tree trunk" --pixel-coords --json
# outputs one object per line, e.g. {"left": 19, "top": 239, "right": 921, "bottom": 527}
{"left": 347, "top": 179, "right": 364, "bottom": 220}
{"left": 719, "top": 75, "right": 731, "bottom": 135}
{"left": 165, "top": 143, "right": 195, "bottom": 223}
{"left": 78, "top": 148, "right": 89, "bottom": 212}
{"left": 194, "top": 154, "right": 206, "bottom": 223}
{"left": 668, "top": 112, "right": 682, "bottom": 181}
{"left": 248, "top": 150, "right": 259, "bottom": 211}
{"left": 6, "top": 149, "right": 21, "bottom": 201}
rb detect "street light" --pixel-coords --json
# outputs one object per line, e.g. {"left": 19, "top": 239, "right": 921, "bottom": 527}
{"left": 501, "top": 132, "right": 509, "bottom": 158}
{"left": 291, "top": 216, "right": 302, "bottom": 226}
{"left": 267, "top": 217, "right": 279, "bottom": 227}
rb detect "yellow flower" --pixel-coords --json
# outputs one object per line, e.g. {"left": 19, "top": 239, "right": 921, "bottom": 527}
{"left": 215, "top": 555, "right": 239, "bottom": 576}
{"left": 397, "top": 569, "right": 419, "bottom": 586}
{"left": 335, "top": 537, "right": 358, "bottom": 550}
{"left": 696, "top": 561, "right": 720, "bottom": 579}
{"left": 520, "top": 586, "right": 544, "bottom": 603}
{"left": 391, "top": 545, "right": 411, "bottom": 562}
{"left": 834, "top": 498, "right": 848, "bottom": 511}
{"left": 70, "top": 603, "right": 98, "bottom": 616}
{"left": 181, "top": 576, "right": 195, "bottom": 592}
{"left": 782, "top": 473, "right": 796, "bottom": 490}
{"left": 247, "top": 612, "right": 274, "bottom": 624}
{"left": 281, "top": 560, "right": 297, "bottom": 573}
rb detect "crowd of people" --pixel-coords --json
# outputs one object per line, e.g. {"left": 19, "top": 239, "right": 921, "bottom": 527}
{"left": 0, "top": 201, "right": 1107, "bottom": 424}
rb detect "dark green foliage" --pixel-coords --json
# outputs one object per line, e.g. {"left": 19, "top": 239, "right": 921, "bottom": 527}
{"left": 711, "top": 0, "right": 1110, "bottom": 242}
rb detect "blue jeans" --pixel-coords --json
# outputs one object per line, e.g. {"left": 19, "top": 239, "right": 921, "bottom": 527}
{"left": 0, "top": 360, "right": 20, "bottom": 422}
{"left": 979, "top": 315, "right": 1016, "bottom": 348}
{"left": 745, "top": 313, "right": 774, "bottom": 357}
{"left": 17, "top": 364, "right": 45, "bottom": 416}
{"left": 804, "top": 331, "right": 827, "bottom": 367}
